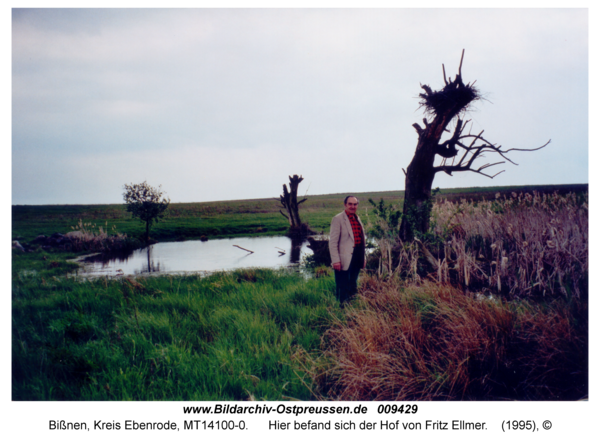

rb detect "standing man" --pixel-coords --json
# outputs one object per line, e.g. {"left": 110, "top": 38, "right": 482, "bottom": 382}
{"left": 329, "top": 196, "right": 366, "bottom": 306}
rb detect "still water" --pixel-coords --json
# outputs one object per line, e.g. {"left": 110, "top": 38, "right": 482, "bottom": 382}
{"left": 72, "top": 236, "right": 313, "bottom": 277}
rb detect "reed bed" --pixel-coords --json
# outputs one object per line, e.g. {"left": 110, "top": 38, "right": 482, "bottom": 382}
{"left": 371, "top": 191, "right": 588, "bottom": 299}
{"left": 67, "top": 219, "right": 134, "bottom": 252}
{"left": 316, "top": 277, "right": 587, "bottom": 401}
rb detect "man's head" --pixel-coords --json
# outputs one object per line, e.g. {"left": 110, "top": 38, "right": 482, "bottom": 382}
{"left": 344, "top": 196, "right": 359, "bottom": 215}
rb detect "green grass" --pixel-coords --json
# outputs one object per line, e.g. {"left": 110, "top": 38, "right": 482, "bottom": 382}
{"left": 13, "top": 184, "right": 587, "bottom": 243}
{"left": 13, "top": 251, "right": 586, "bottom": 401}
{"left": 12, "top": 183, "right": 588, "bottom": 401}
{"left": 12, "top": 258, "right": 340, "bottom": 401}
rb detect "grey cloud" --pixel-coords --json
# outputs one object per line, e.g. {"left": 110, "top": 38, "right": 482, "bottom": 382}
{"left": 12, "top": 8, "right": 588, "bottom": 204}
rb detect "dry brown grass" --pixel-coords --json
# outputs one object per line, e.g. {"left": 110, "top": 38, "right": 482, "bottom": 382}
{"left": 315, "top": 276, "right": 587, "bottom": 401}
{"left": 370, "top": 191, "right": 587, "bottom": 299}
{"left": 434, "top": 191, "right": 587, "bottom": 298}
{"left": 68, "top": 219, "right": 130, "bottom": 252}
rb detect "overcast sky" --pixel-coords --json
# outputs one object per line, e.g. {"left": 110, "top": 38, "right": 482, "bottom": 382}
{"left": 11, "top": 7, "right": 588, "bottom": 205}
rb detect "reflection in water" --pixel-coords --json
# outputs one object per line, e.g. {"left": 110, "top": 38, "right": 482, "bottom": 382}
{"left": 290, "top": 236, "right": 303, "bottom": 263}
{"left": 74, "top": 236, "right": 314, "bottom": 277}
{"left": 143, "top": 246, "right": 162, "bottom": 274}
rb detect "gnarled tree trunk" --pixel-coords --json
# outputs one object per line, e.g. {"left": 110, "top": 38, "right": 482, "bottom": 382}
{"left": 400, "top": 94, "right": 470, "bottom": 240}
{"left": 280, "top": 174, "right": 305, "bottom": 228}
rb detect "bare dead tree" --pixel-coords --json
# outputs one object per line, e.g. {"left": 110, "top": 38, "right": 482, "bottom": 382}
{"left": 399, "top": 50, "right": 550, "bottom": 241}
{"left": 278, "top": 174, "right": 315, "bottom": 241}
{"left": 279, "top": 175, "right": 306, "bottom": 228}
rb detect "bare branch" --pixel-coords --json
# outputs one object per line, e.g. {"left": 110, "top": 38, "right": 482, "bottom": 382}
{"left": 233, "top": 245, "right": 254, "bottom": 254}
{"left": 420, "top": 84, "right": 434, "bottom": 96}
{"left": 502, "top": 139, "right": 551, "bottom": 154}
{"left": 434, "top": 118, "right": 465, "bottom": 158}
{"left": 434, "top": 161, "right": 507, "bottom": 179}
{"left": 467, "top": 129, "right": 483, "bottom": 148}
{"left": 434, "top": 135, "right": 545, "bottom": 179}
{"left": 442, "top": 63, "right": 448, "bottom": 86}
{"left": 412, "top": 123, "right": 424, "bottom": 136}
{"left": 458, "top": 49, "right": 465, "bottom": 79}
{"left": 478, "top": 161, "right": 506, "bottom": 171}
{"left": 455, "top": 135, "right": 550, "bottom": 168}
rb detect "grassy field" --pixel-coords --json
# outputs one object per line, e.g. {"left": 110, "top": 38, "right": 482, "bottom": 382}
{"left": 12, "top": 183, "right": 586, "bottom": 242}
{"left": 12, "top": 265, "right": 338, "bottom": 400}
{"left": 12, "top": 183, "right": 588, "bottom": 401}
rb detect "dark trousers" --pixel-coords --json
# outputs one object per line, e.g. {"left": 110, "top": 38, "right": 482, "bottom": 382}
{"left": 334, "top": 245, "right": 364, "bottom": 305}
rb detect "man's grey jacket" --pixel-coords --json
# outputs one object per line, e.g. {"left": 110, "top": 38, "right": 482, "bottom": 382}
{"left": 328, "top": 211, "right": 366, "bottom": 271}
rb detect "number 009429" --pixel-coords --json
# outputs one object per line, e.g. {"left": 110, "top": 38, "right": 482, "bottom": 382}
{"left": 377, "top": 404, "right": 418, "bottom": 414}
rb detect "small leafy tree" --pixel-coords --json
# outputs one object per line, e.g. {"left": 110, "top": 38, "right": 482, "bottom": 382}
{"left": 368, "top": 198, "right": 402, "bottom": 241}
{"left": 123, "top": 181, "right": 170, "bottom": 242}
{"left": 367, "top": 198, "right": 403, "bottom": 276}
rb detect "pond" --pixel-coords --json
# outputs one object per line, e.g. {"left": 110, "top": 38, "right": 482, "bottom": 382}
{"left": 71, "top": 236, "right": 315, "bottom": 277}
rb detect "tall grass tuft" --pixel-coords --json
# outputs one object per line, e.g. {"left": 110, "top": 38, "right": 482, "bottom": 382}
{"left": 315, "top": 276, "right": 587, "bottom": 401}
{"left": 68, "top": 219, "right": 135, "bottom": 252}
